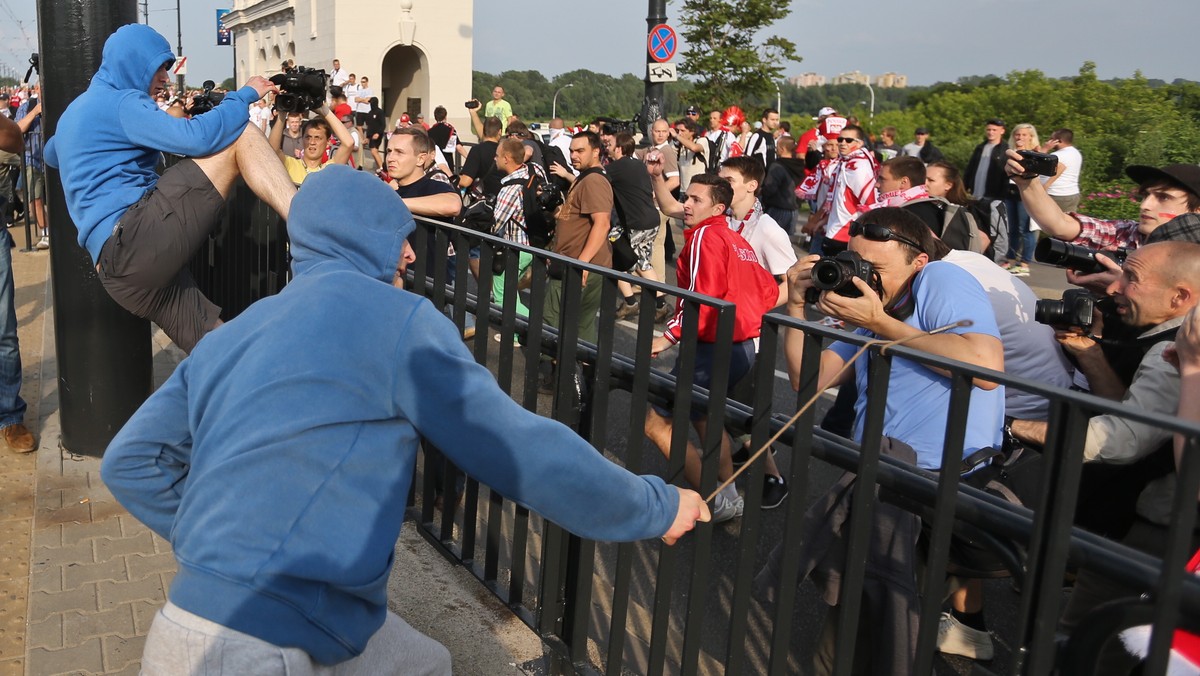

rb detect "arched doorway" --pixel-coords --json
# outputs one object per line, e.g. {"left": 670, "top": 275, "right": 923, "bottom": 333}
{"left": 381, "top": 45, "right": 428, "bottom": 127}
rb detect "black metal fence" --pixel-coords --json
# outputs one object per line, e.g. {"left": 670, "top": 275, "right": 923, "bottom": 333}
{"left": 191, "top": 184, "right": 1200, "bottom": 675}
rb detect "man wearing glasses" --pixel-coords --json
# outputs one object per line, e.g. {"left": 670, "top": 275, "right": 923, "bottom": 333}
{"left": 820, "top": 125, "right": 880, "bottom": 256}
{"left": 780, "top": 207, "right": 1005, "bottom": 672}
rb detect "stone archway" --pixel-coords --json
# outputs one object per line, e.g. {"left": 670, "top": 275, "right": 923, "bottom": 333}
{"left": 381, "top": 45, "right": 428, "bottom": 127}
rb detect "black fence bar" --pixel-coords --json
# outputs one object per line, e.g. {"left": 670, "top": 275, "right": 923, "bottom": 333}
{"left": 186, "top": 201, "right": 1200, "bottom": 675}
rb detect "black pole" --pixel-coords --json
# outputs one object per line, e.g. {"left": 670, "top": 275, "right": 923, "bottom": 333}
{"left": 175, "top": 0, "right": 184, "bottom": 94}
{"left": 639, "top": 0, "right": 667, "bottom": 143}
{"left": 37, "top": 0, "right": 153, "bottom": 456}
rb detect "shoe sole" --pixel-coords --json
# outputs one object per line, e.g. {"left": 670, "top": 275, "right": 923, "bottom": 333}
{"left": 761, "top": 490, "right": 788, "bottom": 510}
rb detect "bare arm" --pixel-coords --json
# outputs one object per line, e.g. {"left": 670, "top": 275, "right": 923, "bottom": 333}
{"left": 327, "top": 110, "right": 356, "bottom": 165}
{"left": 15, "top": 102, "right": 40, "bottom": 134}
{"left": 400, "top": 192, "right": 462, "bottom": 219}
{"left": 1005, "top": 149, "right": 1082, "bottom": 240}
{"left": 647, "top": 171, "right": 684, "bottom": 219}
{"left": 580, "top": 210, "right": 611, "bottom": 266}
{"left": 268, "top": 108, "right": 287, "bottom": 161}
{"left": 468, "top": 104, "right": 484, "bottom": 140}
{"left": 782, "top": 257, "right": 854, "bottom": 392}
{"left": 0, "top": 116, "right": 22, "bottom": 154}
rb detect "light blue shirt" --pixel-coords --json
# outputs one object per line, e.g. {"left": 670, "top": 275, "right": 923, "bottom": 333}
{"left": 829, "top": 261, "right": 1005, "bottom": 469}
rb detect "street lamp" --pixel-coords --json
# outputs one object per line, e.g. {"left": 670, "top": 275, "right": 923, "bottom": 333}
{"left": 552, "top": 83, "right": 574, "bottom": 120}
{"left": 864, "top": 80, "right": 875, "bottom": 119}
{"left": 775, "top": 82, "right": 781, "bottom": 115}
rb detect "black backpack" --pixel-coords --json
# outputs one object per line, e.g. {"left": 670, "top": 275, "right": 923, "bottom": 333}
{"left": 746, "top": 130, "right": 776, "bottom": 167}
{"left": 516, "top": 165, "right": 556, "bottom": 249}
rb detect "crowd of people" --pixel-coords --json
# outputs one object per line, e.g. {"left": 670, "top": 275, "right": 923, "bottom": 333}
{"left": 10, "top": 22, "right": 1200, "bottom": 673}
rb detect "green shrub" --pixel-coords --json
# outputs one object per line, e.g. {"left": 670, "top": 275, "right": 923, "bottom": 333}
{"left": 1079, "top": 185, "right": 1141, "bottom": 221}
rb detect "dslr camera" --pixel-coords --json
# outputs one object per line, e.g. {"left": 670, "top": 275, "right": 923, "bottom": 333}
{"left": 269, "top": 66, "right": 328, "bottom": 113}
{"left": 1035, "top": 288, "right": 1096, "bottom": 330}
{"left": 1034, "top": 238, "right": 1128, "bottom": 275}
{"left": 187, "top": 80, "right": 224, "bottom": 116}
{"left": 1015, "top": 150, "right": 1059, "bottom": 178}
{"left": 805, "top": 251, "right": 881, "bottom": 304}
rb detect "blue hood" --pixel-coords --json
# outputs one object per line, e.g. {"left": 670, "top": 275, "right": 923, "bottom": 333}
{"left": 95, "top": 24, "right": 176, "bottom": 94}
{"left": 288, "top": 165, "right": 416, "bottom": 283}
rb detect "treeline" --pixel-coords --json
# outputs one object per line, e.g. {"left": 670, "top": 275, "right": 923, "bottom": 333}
{"left": 477, "top": 63, "right": 1200, "bottom": 195}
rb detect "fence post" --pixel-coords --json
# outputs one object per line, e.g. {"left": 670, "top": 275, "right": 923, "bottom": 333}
{"left": 39, "top": 0, "right": 153, "bottom": 456}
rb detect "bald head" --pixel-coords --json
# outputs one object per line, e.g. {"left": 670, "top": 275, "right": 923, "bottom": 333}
{"left": 551, "top": 117, "right": 565, "bottom": 130}
{"left": 1112, "top": 241, "right": 1200, "bottom": 327}
{"left": 1139, "top": 242, "right": 1200, "bottom": 289}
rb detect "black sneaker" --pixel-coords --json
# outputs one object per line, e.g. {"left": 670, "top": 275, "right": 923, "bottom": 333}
{"left": 731, "top": 443, "right": 777, "bottom": 469}
{"left": 762, "top": 474, "right": 788, "bottom": 510}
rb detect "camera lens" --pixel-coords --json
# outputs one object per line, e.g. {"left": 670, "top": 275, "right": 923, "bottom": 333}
{"left": 811, "top": 260, "right": 845, "bottom": 290}
{"left": 1033, "top": 299, "right": 1066, "bottom": 326}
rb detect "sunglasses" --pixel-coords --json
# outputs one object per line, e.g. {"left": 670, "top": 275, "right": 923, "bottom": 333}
{"left": 849, "top": 222, "right": 925, "bottom": 253}
{"left": 837, "top": 136, "right": 860, "bottom": 144}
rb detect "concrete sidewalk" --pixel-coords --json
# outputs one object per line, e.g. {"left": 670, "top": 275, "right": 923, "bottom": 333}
{"left": 0, "top": 223, "right": 547, "bottom": 675}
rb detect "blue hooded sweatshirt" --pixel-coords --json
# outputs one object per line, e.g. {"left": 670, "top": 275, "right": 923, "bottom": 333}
{"left": 100, "top": 166, "right": 680, "bottom": 665}
{"left": 43, "top": 24, "right": 259, "bottom": 262}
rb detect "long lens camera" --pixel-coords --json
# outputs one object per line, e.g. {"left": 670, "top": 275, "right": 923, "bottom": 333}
{"left": 1034, "top": 238, "right": 1127, "bottom": 275}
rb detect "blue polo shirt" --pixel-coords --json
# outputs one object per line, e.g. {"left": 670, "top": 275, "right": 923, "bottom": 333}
{"left": 829, "top": 261, "right": 1005, "bottom": 469}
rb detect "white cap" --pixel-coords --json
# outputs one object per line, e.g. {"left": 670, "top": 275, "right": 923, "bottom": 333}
{"left": 818, "top": 106, "right": 837, "bottom": 117}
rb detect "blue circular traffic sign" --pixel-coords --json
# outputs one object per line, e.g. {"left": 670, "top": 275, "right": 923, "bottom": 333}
{"left": 648, "top": 24, "right": 677, "bottom": 64}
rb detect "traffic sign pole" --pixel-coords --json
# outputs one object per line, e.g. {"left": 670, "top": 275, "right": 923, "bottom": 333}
{"left": 639, "top": 1, "right": 669, "bottom": 144}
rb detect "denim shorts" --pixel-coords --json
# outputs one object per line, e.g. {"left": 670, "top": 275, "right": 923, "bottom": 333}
{"left": 653, "top": 339, "right": 757, "bottom": 421}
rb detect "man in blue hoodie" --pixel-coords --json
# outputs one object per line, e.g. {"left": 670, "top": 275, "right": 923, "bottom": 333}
{"left": 100, "top": 166, "right": 709, "bottom": 673}
{"left": 44, "top": 24, "right": 296, "bottom": 353}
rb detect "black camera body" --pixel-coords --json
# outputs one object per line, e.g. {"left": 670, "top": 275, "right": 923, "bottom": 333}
{"left": 270, "top": 66, "right": 328, "bottom": 113}
{"left": 188, "top": 80, "right": 224, "bottom": 116}
{"left": 1034, "top": 238, "right": 1128, "bottom": 275}
{"left": 537, "top": 183, "right": 564, "bottom": 211}
{"left": 465, "top": 100, "right": 480, "bottom": 110}
{"left": 1016, "top": 150, "right": 1059, "bottom": 178}
{"left": 805, "top": 251, "right": 880, "bottom": 304}
{"left": 1035, "top": 288, "right": 1096, "bottom": 329}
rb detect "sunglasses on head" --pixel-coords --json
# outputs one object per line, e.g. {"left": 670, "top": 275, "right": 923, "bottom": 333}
{"left": 849, "top": 222, "right": 925, "bottom": 253}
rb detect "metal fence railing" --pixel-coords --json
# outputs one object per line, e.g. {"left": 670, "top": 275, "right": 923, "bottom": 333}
{"left": 191, "top": 189, "right": 1200, "bottom": 675}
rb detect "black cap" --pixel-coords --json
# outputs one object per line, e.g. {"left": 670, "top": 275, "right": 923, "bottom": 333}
{"left": 686, "top": 105, "right": 700, "bottom": 115}
{"left": 1126, "top": 163, "right": 1200, "bottom": 199}
{"left": 985, "top": 118, "right": 1006, "bottom": 127}
{"left": 914, "top": 127, "right": 929, "bottom": 135}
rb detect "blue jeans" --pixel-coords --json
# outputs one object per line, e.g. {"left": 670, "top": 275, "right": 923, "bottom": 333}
{"left": 0, "top": 231, "right": 25, "bottom": 427}
{"left": 1004, "top": 197, "right": 1035, "bottom": 263}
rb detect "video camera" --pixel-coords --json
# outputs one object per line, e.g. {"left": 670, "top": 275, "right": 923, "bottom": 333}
{"left": 270, "top": 66, "right": 328, "bottom": 114}
{"left": 187, "top": 80, "right": 224, "bottom": 116}
{"left": 805, "top": 251, "right": 882, "bottom": 304}
{"left": 1034, "top": 288, "right": 1096, "bottom": 330}
{"left": 1034, "top": 238, "right": 1128, "bottom": 275}
{"left": 595, "top": 116, "right": 638, "bottom": 136}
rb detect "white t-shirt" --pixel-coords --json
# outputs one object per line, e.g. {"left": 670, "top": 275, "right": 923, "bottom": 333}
{"left": 330, "top": 69, "right": 349, "bottom": 88}
{"left": 342, "top": 83, "right": 359, "bottom": 107}
{"left": 729, "top": 205, "right": 797, "bottom": 277}
{"left": 942, "top": 250, "right": 1074, "bottom": 419}
{"left": 355, "top": 87, "right": 373, "bottom": 114}
{"left": 1046, "top": 145, "right": 1083, "bottom": 197}
{"left": 706, "top": 129, "right": 737, "bottom": 165}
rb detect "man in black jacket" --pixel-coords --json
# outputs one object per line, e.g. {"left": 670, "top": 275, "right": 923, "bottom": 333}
{"left": 963, "top": 118, "right": 1009, "bottom": 200}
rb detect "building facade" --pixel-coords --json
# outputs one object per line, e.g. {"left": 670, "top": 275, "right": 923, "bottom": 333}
{"left": 222, "top": 0, "right": 473, "bottom": 133}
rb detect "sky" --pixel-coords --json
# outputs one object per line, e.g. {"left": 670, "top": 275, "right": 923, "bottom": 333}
{"left": 5, "top": 0, "right": 1197, "bottom": 87}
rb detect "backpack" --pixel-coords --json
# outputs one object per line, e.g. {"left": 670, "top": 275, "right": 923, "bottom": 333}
{"left": 746, "top": 129, "right": 777, "bottom": 167}
{"left": 905, "top": 196, "right": 986, "bottom": 254}
{"left": 529, "top": 137, "right": 572, "bottom": 193}
{"left": 967, "top": 199, "right": 1008, "bottom": 262}
{"left": 515, "top": 164, "right": 556, "bottom": 249}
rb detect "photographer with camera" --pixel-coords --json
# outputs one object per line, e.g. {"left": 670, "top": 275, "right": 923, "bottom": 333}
{"left": 269, "top": 101, "right": 356, "bottom": 185}
{"left": 1008, "top": 242, "right": 1200, "bottom": 671}
{"left": 779, "top": 207, "right": 1004, "bottom": 673}
{"left": 1006, "top": 152, "right": 1200, "bottom": 293}
{"left": 44, "top": 24, "right": 297, "bottom": 354}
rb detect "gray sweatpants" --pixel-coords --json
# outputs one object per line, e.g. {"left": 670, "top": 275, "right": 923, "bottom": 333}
{"left": 141, "top": 601, "right": 452, "bottom": 675}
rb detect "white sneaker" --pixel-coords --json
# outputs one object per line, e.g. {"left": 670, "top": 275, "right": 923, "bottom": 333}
{"left": 711, "top": 494, "right": 744, "bottom": 523}
{"left": 937, "top": 612, "right": 994, "bottom": 660}
{"left": 35, "top": 236, "right": 49, "bottom": 250}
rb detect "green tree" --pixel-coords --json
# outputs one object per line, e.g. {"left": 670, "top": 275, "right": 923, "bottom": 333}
{"left": 673, "top": 0, "right": 799, "bottom": 110}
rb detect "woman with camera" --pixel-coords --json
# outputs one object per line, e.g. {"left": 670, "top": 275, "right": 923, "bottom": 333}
{"left": 1002, "top": 123, "right": 1041, "bottom": 276}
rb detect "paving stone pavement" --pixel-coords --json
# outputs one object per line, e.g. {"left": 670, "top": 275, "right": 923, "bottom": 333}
{"left": 0, "top": 222, "right": 546, "bottom": 675}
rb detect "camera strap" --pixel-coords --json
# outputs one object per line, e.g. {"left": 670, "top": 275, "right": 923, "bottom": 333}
{"left": 884, "top": 275, "right": 916, "bottom": 322}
